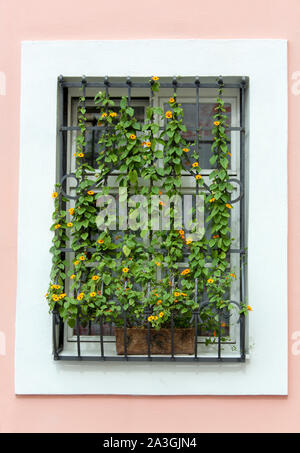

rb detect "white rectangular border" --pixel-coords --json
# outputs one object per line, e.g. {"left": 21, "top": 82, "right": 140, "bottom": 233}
{"left": 15, "top": 39, "right": 288, "bottom": 395}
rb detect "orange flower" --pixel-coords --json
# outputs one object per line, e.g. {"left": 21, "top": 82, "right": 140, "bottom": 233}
{"left": 182, "top": 148, "right": 189, "bottom": 153}
{"left": 87, "top": 190, "right": 94, "bottom": 195}
{"left": 214, "top": 121, "right": 220, "bottom": 126}
{"left": 97, "top": 239, "right": 104, "bottom": 244}
{"left": 157, "top": 300, "right": 162, "bottom": 305}
{"left": 181, "top": 292, "right": 187, "bottom": 296}
{"left": 165, "top": 111, "right": 172, "bottom": 119}
{"left": 226, "top": 203, "right": 232, "bottom": 209}
{"left": 52, "top": 192, "right": 58, "bottom": 199}
{"left": 221, "top": 322, "right": 227, "bottom": 328}
{"left": 129, "top": 134, "right": 136, "bottom": 140}
{"left": 179, "top": 230, "right": 185, "bottom": 235}
{"left": 159, "top": 201, "right": 165, "bottom": 206}
{"left": 181, "top": 269, "right": 190, "bottom": 276}
{"left": 213, "top": 235, "right": 219, "bottom": 239}
{"left": 230, "top": 273, "right": 236, "bottom": 279}
{"left": 192, "top": 162, "right": 199, "bottom": 168}
{"left": 209, "top": 197, "right": 216, "bottom": 203}
{"left": 68, "top": 208, "right": 74, "bottom": 215}
{"left": 248, "top": 305, "right": 253, "bottom": 311}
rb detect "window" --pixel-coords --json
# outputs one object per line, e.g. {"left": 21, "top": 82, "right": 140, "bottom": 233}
{"left": 15, "top": 39, "right": 287, "bottom": 395}
{"left": 53, "top": 76, "right": 246, "bottom": 362}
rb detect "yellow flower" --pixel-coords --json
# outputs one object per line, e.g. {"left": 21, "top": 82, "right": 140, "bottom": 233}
{"left": 159, "top": 312, "right": 164, "bottom": 318}
{"left": 68, "top": 208, "right": 74, "bottom": 215}
{"left": 55, "top": 285, "right": 60, "bottom": 289}
{"left": 74, "top": 260, "right": 79, "bottom": 266}
{"left": 67, "top": 222, "right": 73, "bottom": 227}
{"left": 182, "top": 148, "right": 189, "bottom": 152}
{"left": 130, "top": 134, "right": 136, "bottom": 140}
{"left": 77, "top": 293, "right": 84, "bottom": 301}
{"left": 79, "top": 255, "right": 85, "bottom": 261}
{"left": 195, "top": 175, "right": 202, "bottom": 180}
{"left": 51, "top": 284, "right": 56, "bottom": 289}
{"left": 109, "top": 112, "right": 117, "bottom": 117}
{"left": 153, "top": 316, "right": 158, "bottom": 321}
{"left": 207, "top": 278, "right": 214, "bottom": 284}
{"left": 87, "top": 190, "right": 94, "bottom": 195}
{"left": 52, "top": 192, "right": 58, "bottom": 199}
{"left": 146, "top": 141, "right": 151, "bottom": 147}
{"left": 179, "top": 230, "right": 185, "bottom": 236}
{"left": 165, "top": 111, "right": 172, "bottom": 119}
{"left": 230, "top": 273, "right": 236, "bottom": 279}
{"left": 192, "top": 162, "right": 199, "bottom": 168}
{"left": 221, "top": 322, "right": 227, "bottom": 327}
{"left": 181, "top": 292, "right": 187, "bottom": 296}
{"left": 169, "top": 97, "right": 175, "bottom": 103}
{"left": 77, "top": 153, "right": 84, "bottom": 158}
{"left": 181, "top": 269, "right": 190, "bottom": 275}
{"left": 92, "top": 275, "right": 100, "bottom": 281}
{"left": 122, "top": 267, "right": 129, "bottom": 273}
{"left": 174, "top": 292, "right": 180, "bottom": 297}
{"left": 70, "top": 274, "right": 76, "bottom": 280}
{"left": 156, "top": 300, "right": 162, "bottom": 304}
{"left": 52, "top": 295, "right": 59, "bottom": 301}
{"left": 54, "top": 224, "right": 61, "bottom": 229}
{"left": 214, "top": 121, "right": 220, "bottom": 126}
{"left": 59, "top": 293, "right": 66, "bottom": 299}
{"left": 101, "top": 112, "right": 107, "bottom": 118}
{"left": 152, "top": 76, "right": 159, "bottom": 81}
{"left": 97, "top": 239, "right": 104, "bottom": 244}
{"left": 45, "top": 292, "right": 48, "bottom": 297}
{"left": 90, "top": 292, "right": 96, "bottom": 297}
{"left": 148, "top": 316, "right": 153, "bottom": 321}
{"left": 209, "top": 197, "right": 216, "bottom": 203}
{"left": 155, "top": 261, "right": 161, "bottom": 266}
{"left": 226, "top": 203, "right": 232, "bottom": 209}
{"left": 186, "top": 238, "right": 193, "bottom": 245}
{"left": 248, "top": 305, "right": 253, "bottom": 311}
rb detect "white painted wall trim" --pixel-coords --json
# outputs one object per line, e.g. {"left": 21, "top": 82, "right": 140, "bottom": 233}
{"left": 15, "top": 39, "right": 288, "bottom": 395}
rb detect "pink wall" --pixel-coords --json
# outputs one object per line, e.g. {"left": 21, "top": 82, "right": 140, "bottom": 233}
{"left": 0, "top": 0, "right": 299, "bottom": 432}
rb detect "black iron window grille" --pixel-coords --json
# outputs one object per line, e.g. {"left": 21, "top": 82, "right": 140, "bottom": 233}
{"left": 53, "top": 75, "right": 247, "bottom": 362}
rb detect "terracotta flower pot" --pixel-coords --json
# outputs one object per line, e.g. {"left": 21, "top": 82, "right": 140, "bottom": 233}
{"left": 115, "top": 327, "right": 195, "bottom": 355}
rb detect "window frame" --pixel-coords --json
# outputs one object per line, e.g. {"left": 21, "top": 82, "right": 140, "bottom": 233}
{"left": 15, "top": 39, "right": 287, "bottom": 395}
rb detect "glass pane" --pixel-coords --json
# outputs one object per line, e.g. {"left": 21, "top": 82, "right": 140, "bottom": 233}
{"left": 164, "top": 102, "right": 232, "bottom": 170}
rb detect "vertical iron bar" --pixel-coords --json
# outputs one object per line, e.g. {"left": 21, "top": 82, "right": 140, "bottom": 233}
{"left": 123, "top": 280, "right": 128, "bottom": 359}
{"left": 194, "top": 278, "right": 198, "bottom": 359}
{"left": 53, "top": 312, "right": 58, "bottom": 360}
{"left": 171, "top": 313, "right": 175, "bottom": 359}
{"left": 147, "top": 282, "right": 151, "bottom": 360}
{"left": 76, "top": 307, "right": 81, "bottom": 359}
{"left": 217, "top": 311, "right": 221, "bottom": 360}
{"left": 100, "top": 316, "right": 104, "bottom": 359}
{"left": 239, "top": 78, "right": 246, "bottom": 360}
{"left": 127, "top": 76, "right": 131, "bottom": 105}
{"left": 195, "top": 77, "right": 200, "bottom": 157}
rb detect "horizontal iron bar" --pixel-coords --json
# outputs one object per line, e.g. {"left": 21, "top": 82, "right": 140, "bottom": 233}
{"left": 59, "top": 247, "right": 246, "bottom": 254}
{"left": 54, "top": 355, "right": 245, "bottom": 362}
{"left": 60, "top": 82, "right": 243, "bottom": 89}
{"left": 59, "top": 125, "right": 244, "bottom": 132}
